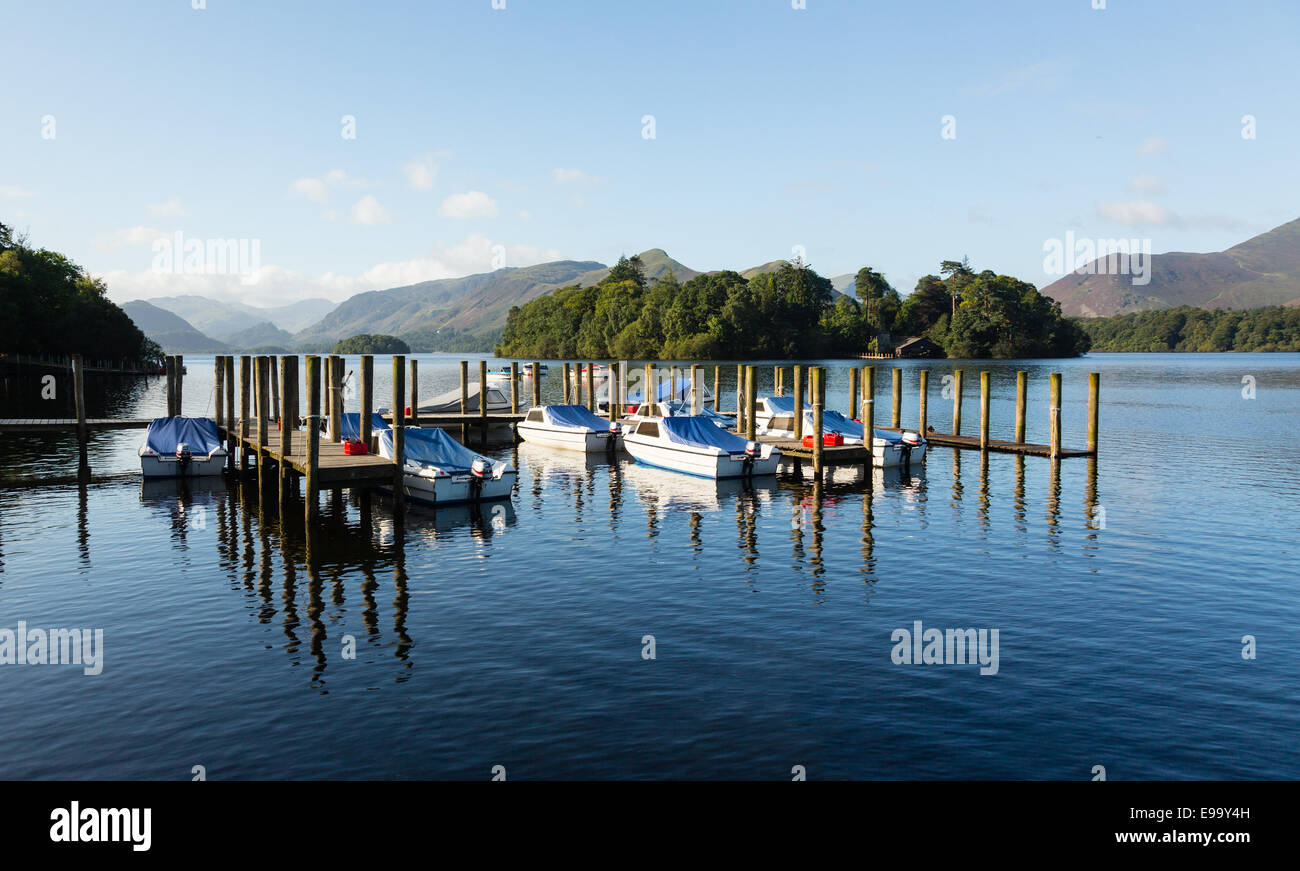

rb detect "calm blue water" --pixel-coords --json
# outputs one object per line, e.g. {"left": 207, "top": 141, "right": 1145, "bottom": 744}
{"left": 0, "top": 353, "right": 1297, "bottom": 780}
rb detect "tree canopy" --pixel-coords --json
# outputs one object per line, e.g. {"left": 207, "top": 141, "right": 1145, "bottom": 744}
{"left": 333, "top": 334, "right": 411, "bottom": 354}
{"left": 1076, "top": 306, "right": 1300, "bottom": 352}
{"left": 0, "top": 221, "right": 161, "bottom": 363}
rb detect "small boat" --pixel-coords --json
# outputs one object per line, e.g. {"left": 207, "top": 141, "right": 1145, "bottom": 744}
{"left": 622, "top": 415, "right": 781, "bottom": 479}
{"left": 598, "top": 375, "right": 713, "bottom": 413}
{"left": 757, "top": 397, "right": 927, "bottom": 467}
{"left": 377, "top": 427, "right": 516, "bottom": 505}
{"left": 138, "top": 417, "right": 227, "bottom": 478}
{"left": 517, "top": 404, "right": 622, "bottom": 452}
{"left": 326, "top": 412, "right": 389, "bottom": 442}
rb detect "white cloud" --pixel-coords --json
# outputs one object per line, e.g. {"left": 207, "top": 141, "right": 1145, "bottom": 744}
{"left": 551, "top": 168, "right": 601, "bottom": 185}
{"left": 98, "top": 234, "right": 562, "bottom": 306}
{"left": 1137, "top": 137, "right": 1170, "bottom": 156}
{"left": 439, "top": 190, "right": 498, "bottom": 219}
{"left": 146, "top": 197, "right": 188, "bottom": 216}
{"left": 1097, "top": 200, "right": 1176, "bottom": 226}
{"left": 291, "top": 177, "right": 329, "bottom": 203}
{"left": 1127, "top": 173, "right": 1164, "bottom": 194}
{"left": 0, "top": 185, "right": 35, "bottom": 198}
{"left": 404, "top": 154, "right": 439, "bottom": 190}
{"left": 350, "top": 195, "right": 391, "bottom": 225}
{"left": 93, "top": 226, "right": 170, "bottom": 251}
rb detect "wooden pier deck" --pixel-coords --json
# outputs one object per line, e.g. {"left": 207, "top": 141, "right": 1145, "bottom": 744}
{"left": 875, "top": 427, "right": 1093, "bottom": 458}
{"left": 0, "top": 418, "right": 153, "bottom": 431}
{"left": 755, "top": 435, "right": 872, "bottom": 465}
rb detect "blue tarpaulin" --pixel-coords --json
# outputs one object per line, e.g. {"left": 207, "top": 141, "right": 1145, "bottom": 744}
{"left": 144, "top": 417, "right": 223, "bottom": 455}
{"left": 336, "top": 413, "right": 390, "bottom": 440}
{"left": 804, "top": 409, "right": 864, "bottom": 439}
{"left": 661, "top": 416, "right": 753, "bottom": 452}
{"left": 381, "top": 427, "right": 487, "bottom": 473}
{"left": 663, "top": 400, "right": 734, "bottom": 429}
{"left": 543, "top": 404, "right": 613, "bottom": 430}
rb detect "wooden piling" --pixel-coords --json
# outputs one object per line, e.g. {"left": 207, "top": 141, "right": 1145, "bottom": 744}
{"left": 322, "top": 356, "right": 331, "bottom": 425}
{"left": 644, "top": 363, "right": 654, "bottom": 413}
{"left": 811, "top": 367, "right": 824, "bottom": 477}
{"left": 479, "top": 359, "right": 489, "bottom": 439}
{"left": 735, "top": 364, "right": 743, "bottom": 421}
{"left": 952, "top": 369, "right": 964, "bottom": 435}
{"left": 239, "top": 356, "right": 251, "bottom": 472}
{"left": 73, "top": 354, "right": 89, "bottom": 481}
{"left": 1049, "top": 372, "right": 1062, "bottom": 459}
{"left": 562, "top": 363, "right": 571, "bottom": 405}
{"left": 392, "top": 356, "right": 406, "bottom": 509}
{"left": 256, "top": 357, "right": 270, "bottom": 499}
{"left": 607, "top": 362, "right": 619, "bottom": 421}
{"left": 174, "top": 355, "right": 183, "bottom": 415}
{"left": 918, "top": 369, "right": 928, "bottom": 434}
{"left": 1015, "top": 371, "right": 1027, "bottom": 444}
{"left": 774, "top": 366, "right": 783, "bottom": 397}
{"left": 848, "top": 368, "right": 858, "bottom": 419}
{"left": 304, "top": 356, "right": 320, "bottom": 524}
{"left": 691, "top": 364, "right": 700, "bottom": 414}
{"left": 224, "top": 357, "right": 235, "bottom": 473}
{"left": 360, "top": 355, "right": 373, "bottom": 447}
{"left": 214, "top": 357, "right": 225, "bottom": 428}
{"left": 459, "top": 360, "right": 469, "bottom": 442}
{"left": 409, "top": 359, "right": 419, "bottom": 426}
{"left": 861, "top": 366, "right": 874, "bottom": 434}
{"left": 980, "top": 370, "right": 990, "bottom": 451}
{"left": 510, "top": 362, "right": 520, "bottom": 415}
{"left": 270, "top": 357, "right": 280, "bottom": 424}
{"left": 792, "top": 365, "right": 804, "bottom": 440}
{"left": 279, "top": 356, "right": 295, "bottom": 499}
{"left": 329, "top": 356, "right": 343, "bottom": 443}
{"left": 165, "top": 357, "right": 175, "bottom": 416}
{"left": 586, "top": 363, "right": 595, "bottom": 412}
{"left": 744, "top": 365, "right": 756, "bottom": 441}
{"left": 1087, "top": 372, "right": 1099, "bottom": 454}
{"left": 531, "top": 362, "right": 541, "bottom": 408}
{"left": 713, "top": 366, "right": 720, "bottom": 412}
{"left": 891, "top": 367, "right": 901, "bottom": 428}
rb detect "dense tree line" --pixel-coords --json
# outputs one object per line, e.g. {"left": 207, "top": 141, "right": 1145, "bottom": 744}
{"left": 334, "top": 333, "right": 410, "bottom": 354}
{"left": 497, "top": 254, "right": 1090, "bottom": 359}
{"left": 1077, "top": 305, "right": 1300, "bottom": 352}
{"left": 0, "top": 222, "right": 162, "bottom": 363}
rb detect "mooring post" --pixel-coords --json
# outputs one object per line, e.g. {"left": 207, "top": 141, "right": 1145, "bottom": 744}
{"left": 980, "top": 371, "right": 990, "bottom": 451}
{"left": 811, "top": 367, "right": 824, "bottom": 477}
{"left": 333, "top": 356, "right": 345, "bottom": 443}
{"left": 1015, "top": 371, "right": 1027, "bottom": 443}
{"left": 392, "top": 356, "right": 406, "bottom": 510}
{"left": 409, "top": 359, "right": 419, "bottom": 427}
{"left": 256, "top": 357, "right": 270, "bottom": 499}
{"left": 224, "top": 357, "right": 236, "bottom": 473}
{"left": 1049, "top": 372, "right": 1062, "bottom": 459}
{"left": 239, "top": 356, "right": 251, "bottom": 472}
{"left": 918, "top": 369, "right": 929, "bottom": 434}
{"left": 643, "top": 363, "right": 654, "bottom": 414}
{"left": 304, "top": 356, "right": 320, "bottom": 525}
{"left": 562, "top": 363, "right": 571, "bottom": 406}
{"left": 73, "top": 353, "right": 89, "bottom": 482}
{"left": 848, "top": 368, "right": 858, "bottom": 419}
{"left": 713, "top": 365, "right": 720, "bottom": 411}
{"left": 531, "top": 362, "right": 541, "bottom": 408}
{"left": 891, "top": 367, "right": 902, "bottom": 428}
{"left": 1087, "top": 372, "right": 1099, "bottom": 454}
{"left": 608, "top": 362, "right": 619, "bottom": 421}
{"left": 322, "top": 356, "right": 331, "bottom": 427}
{"left": 774, "top": 366, "right": 782, "bottom": 397}
{"left": 271, "top": 357, "right": 280, "bottom": 424}
{"left": 279, "top": 356, "right": 295, "bottom": 500}
{"left": 460, "top": 360, "right": 470, "bottom": 442}
{"left": 792, "top": 365, "right": 804, "bottom": 440}
{"left": 952, "top": 369, "right": 964, "bottom": 435}
{"left": 745, "top": 365, "right": 757, "bottom": 441}
{"left": 691, "top": 364, "right": 700, "bottom": 415}
{"left": 511, "top": 362, "right": 520, "bottom": 415}
{"left": 586, "top": 363, "right": 595, "bottom": 412}
{"left": 165, "top": 356, "right": 175, "bottom": 416}
{"left": 479, "top": 359, "right": 489, "bottom": 442}
{"left": 175, "top": 354, "right": 184, "bottom": 415}
{"left": 360, "top": 355, "right": 373, "bottom": 447}
{"left": 734, "top": 364, "right": 743, "bottom": 420}
{"left": 214, "top": 357, "right": 225, "bottom": 429}
{"left": 862, "top": 366, "right": 875, "bottom": 463}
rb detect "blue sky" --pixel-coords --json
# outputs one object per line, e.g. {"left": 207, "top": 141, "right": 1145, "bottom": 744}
{"left": 2, "top": 0, "right": 1297, "bottom": 307}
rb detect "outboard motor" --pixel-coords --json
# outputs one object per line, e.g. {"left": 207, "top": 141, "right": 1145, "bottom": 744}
{"left": 469, "top": 457, "right": 490, "bottom": 500}
{"left": 743, "top": 440, "right": 758, "bottom": 477}
{"left": 900, "top": 431, "right": 921, "bottom": 470}
{"left": 606, "top": 423, "right": 619, "bottom": 453}
{"left": 175, "top": 441, "right": 192, "bottom": 474}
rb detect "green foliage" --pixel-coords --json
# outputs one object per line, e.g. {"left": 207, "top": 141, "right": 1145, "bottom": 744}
{"left": 0, "top": 222, "right": 161, "bottom": 364}
{"left": 496, "top": 254, "right": 1089, "bottom": 360}
{"left": 333, "top": 334, "right": 411, "bottom": 354}
{"left": 1076, "top": 306, "right": 1300, "bottom": 352}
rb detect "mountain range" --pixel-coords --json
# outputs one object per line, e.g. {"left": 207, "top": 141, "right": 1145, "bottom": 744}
{"left": 1043, "top": 217, "right": 1300, "bottom": 317}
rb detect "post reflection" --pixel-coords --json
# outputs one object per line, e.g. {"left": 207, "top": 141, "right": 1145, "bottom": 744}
{"left": 1046, "top": 458, "right": 1062, "bottom": 553}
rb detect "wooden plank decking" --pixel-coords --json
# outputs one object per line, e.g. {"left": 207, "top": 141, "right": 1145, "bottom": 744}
{"left": 0, "top": 418, "right": 154, "bottom": 431}
{"left": 875, "top": 426, "right": 1092, "bottom": 458}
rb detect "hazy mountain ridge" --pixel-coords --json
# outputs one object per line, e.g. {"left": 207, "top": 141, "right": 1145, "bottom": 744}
{"left": 143, "top": 295, "right": 336, "bottom": 338}
{"left": 122, "top": 300, "right": 229, "bottom": 353}
{"left": 1044, "top": 217, "right": 1300, "bottom": 317}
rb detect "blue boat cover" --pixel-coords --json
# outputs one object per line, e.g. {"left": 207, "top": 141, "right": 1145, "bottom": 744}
{"left": 803, "top": 408, "right": 865, "bottom": 439}
{"left": 542, "top": 404, "right": 612, "bottom": 430}
{"left": 763, "top": 396, "right": 816, "bottom": 415}
{"left": 661, "top": 416, "right": 752, "bottom": 452}
{"left": 337, "top": 413, "right": 390, "bottom": 440}
{"left": 381, "top": 427, "right": 488, "bottom": 474}
{"left": 663, "top": 400, "right": 734, "bottom": 429}
{"left": 144, "top": 417, "right": 223, "bottom": 455}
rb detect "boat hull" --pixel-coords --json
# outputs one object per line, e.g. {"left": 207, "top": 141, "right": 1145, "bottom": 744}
{"left": 392, "top": 468, "right": 518, "bottom": 506}
{"left": 140, "top": 454, "right": 226, "bottom": 478}
{"left": 517, "top": 421, "right": 620, "bottom": 452}
{"left": 622, "top": 436, "right": 781, "bottom": 479}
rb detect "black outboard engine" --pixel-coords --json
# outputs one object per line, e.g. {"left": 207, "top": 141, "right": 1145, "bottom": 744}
{"left": 899, "top": 431, "right": 922, "bottom": 471}
{"left": 469, "top": 457, "right": 490, "bottom": 501}
{"left": 743, "top": 440, "right": 758, "bottom": 477}
{"left": 175, "top": 441, "right": 193, "bottom": 474}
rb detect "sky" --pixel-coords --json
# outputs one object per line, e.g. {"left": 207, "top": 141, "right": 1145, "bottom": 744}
{"left": 2, "top": 0, "right": 1298, "bottom": 308}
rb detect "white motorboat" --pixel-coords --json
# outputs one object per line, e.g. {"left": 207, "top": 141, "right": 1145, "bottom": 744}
{"left": 138, "top": 417, "right": 227, "bottom": 478}
{"left": 755, "top": 397, "right": 926, "bottom": 468}
{"left": 622, "top": 415, "right": 781, "bottom": 479}
{"left": 598, "top": 374, "right": 714, "bottom": 414}
{"left": 517, "top": 404, "right": 622, "bottom": 452}
{"left": 378, "top": 427, "right": 516, "bottom": 505}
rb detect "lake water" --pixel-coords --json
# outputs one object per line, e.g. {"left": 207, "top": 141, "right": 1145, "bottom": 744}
{"left": 1, "top": 353, "right": 1297, "bottom": 780}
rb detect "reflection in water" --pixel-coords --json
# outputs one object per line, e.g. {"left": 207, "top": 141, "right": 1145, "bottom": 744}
{"left": 1083, "top": 456, "right": 1101, "bottom": 562}
{"left": 977, "top": 452, "right": 990, "bottom": 539}
{"left": 77, "top": 484, "right": 90, "bottom": 567}
{"left": 1013, "top": 455, "right": 1027, "bottom": 536}
{"left": 1046, "top": 459, "right": 1062, "bottom": 553}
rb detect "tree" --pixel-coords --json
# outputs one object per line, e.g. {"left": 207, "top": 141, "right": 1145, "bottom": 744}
{"left": 606, "top": 254, "right": 646, "bottom": 288}
{"left": 334, "top": 334, "right": 411, "bottom": 354}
